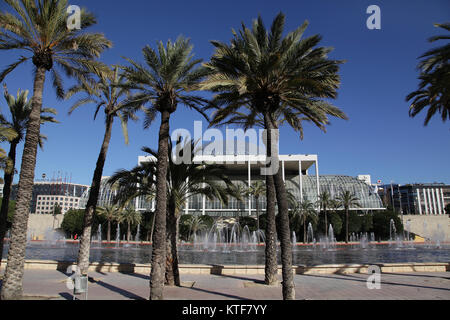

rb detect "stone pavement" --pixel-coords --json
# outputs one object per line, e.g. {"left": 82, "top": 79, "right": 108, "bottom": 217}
{"left": 1, "top": 269, "right": 449, "bottom": 300}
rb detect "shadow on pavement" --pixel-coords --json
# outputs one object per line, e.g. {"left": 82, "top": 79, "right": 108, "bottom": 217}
{"left": 300, "top": 273, "right": 450, "bottom": 292}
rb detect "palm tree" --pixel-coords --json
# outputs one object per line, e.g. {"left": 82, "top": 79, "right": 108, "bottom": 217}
{"left": 96, "top": 204, "right": 121, "bottom": 242}
{"left": 318, "top": 191, "right": 332, "bottom": 238}
{"left": 336, "top": 191, "right": 361, "bottom": 243}
{"left": 0, "top": 0, "right": 111, "bottom": 300}
{"left": 183, "top": 215, "right": 207, "bottom": 242}
{"left": 201, "top": 13, "right": 348, "bottom": 299}
{"left": 0, "top": 85, "right": 58, "bottom": 263}
{"left": 407, "top": 23, "right": 449, "bottom": 125}
{"left": 121, "top": 37, "right": 209, "bottom": 300}
{"left": 66, "top": 65, "right": 138, "bottom": 275}
{"left": 231, "top": 183, "right": 247, "bottom": 222}
{"left": 109, "top": 138, "right": 233, "bottom": 288}
{"left": 248, "top": 181, "right": 265, "bottom": 234}
{"left": 117, "top": 207, "right": 141, "bottom": 242}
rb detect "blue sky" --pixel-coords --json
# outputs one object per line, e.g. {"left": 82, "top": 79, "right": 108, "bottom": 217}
{"left": 0, "top": 0, "right": 449, "bottom": 186}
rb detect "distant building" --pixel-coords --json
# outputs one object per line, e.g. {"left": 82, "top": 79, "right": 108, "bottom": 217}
{"left": 78, "top": 177, "right": 117, "bottom": 210}
{"left": 10, "top": 181, "right": 90, "bottom": 214}
{"left": 35, "top": 195, "right": 81, "bottom": 215}
{"left": 379, "top": 183, "right": 449, "bottom": 215}
{"left": 135, "top": 154, "right": 384, "bottom": 217}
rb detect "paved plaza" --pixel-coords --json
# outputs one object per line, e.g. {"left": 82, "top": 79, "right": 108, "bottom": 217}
{"left": 1, "top": 269, "right": 449, "bottom": 300}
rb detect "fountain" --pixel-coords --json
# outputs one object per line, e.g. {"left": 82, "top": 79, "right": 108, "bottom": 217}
{"left": 319, "top": 225, "right": 336, "bottom": 251}
{"left": 328, "top": 225, "right": 336, "bottom": 250}
{"left": 292, "top": 231, "right": 297, "bottom": 251}
{"left": 360, "top": 232, "right": 368, "bottom": 249}
{"left": 43, "top": 227, "right": 66, "bottom": 247}
{"left": 389, "top": 219, "right": 397, "bottom": 247}
{"left": 404, "top": 221, "right": 415, "bottom": 249}
{"left": 9, "top": 214, "right": 449, "bottom": 269}
{"left": 96, "top": 224, "right": 102, "bottom": 247}
{"left": 192, "top": 222, "right": 262, "bottom": 253}
{"left": 135, "top": 224, "right": 141, "bottom": 245}
{"left": 115, "top": 223, "right": 120, "bottom": 248}
{"left": 307, "top": 223, "right": 314, "bottom": 245}
{"left": 423, "top": 221, "right": 430, "bottom": 248}
{"left": 432, "top": 224, "right": 445, "bottom": 249}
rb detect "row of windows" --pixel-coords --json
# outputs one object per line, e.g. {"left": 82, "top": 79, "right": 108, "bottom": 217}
{"left": 38, "top": 196, "right": 79, "bottom": 202}
{"left": 36, "top": 203, "right": 77, "bottom": 210}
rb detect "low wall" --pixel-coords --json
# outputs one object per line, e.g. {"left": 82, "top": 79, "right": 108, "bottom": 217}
{"left": 2, "top": 260, "right": 448, "bottom": 275}
{"left": 402, "top": 215, "right": 449, "bottom": 242}
{"left": 27, "top": 214, "right": 64, "bottom": 240}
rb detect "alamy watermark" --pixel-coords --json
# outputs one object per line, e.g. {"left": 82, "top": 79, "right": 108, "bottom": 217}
{"left": 171, "top": 121, "right": 280, "bottom": 176}
{"left": 367, "top": 265, "right": 381, "bottom": 290}
{"left": 67, "top": 5, "right": 81, "bottom": 30}
{"left": 366, "top": 5, "right": 381, "bottom": 30}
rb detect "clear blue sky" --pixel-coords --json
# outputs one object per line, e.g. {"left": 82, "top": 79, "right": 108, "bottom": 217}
{"left": 0, "top": 0, "right": 449, "bottom": 186}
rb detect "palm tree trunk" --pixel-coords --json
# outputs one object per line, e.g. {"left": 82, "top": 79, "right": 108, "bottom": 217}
{"left": 77, "top": 114, "right": 114, "bottom": 275}
{"left": 264, "top": 174, "right": 278, "bottom": 285}
{"left": 165, "top": 201, "right": 180, "bottom": 287}
{"left": 0, "top": 140, "right": 19, "bottom": 266}
{"left": 150, "top": 211, "right": 155, "bottom": 243}
{"left": 324, "top": 207, "right": 328, "bottom": 238}
{"left": 127, "top": 222, "right": 131, "bottom": 242}
{"left": 150, "top": 110, "right": 170, "bottom": 300}
{"left": 0, "top": 67, "right": 46, "bottom": 300}
{"left": 266, "top": 114, "right": 295, "bottom": 300}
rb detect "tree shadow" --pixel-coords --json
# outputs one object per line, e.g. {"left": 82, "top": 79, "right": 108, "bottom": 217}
{"left": 300, "top": 273, "right": 450, "bottom": 292}
{"left": 181, "top": 285, "right": 250, "bottom": 300}
{"left": 91, "top": 279, "right": 146, "bottom": 300}
{"left": 380, "top": 272, "right": 450, "bottom": 280}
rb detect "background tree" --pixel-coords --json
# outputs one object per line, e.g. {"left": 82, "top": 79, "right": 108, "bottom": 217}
{"left": 0, "top": 0, "right": 111, "bottom": 300}
{"left": 117, "top": 207, "right": 141, "bottom": 242}
{"left": 298, "top": 200, "right": 317, "bottom": 243}
{"left": 318, "top": 191, "right": 332, "bottom": 238}
{"left": 121, "top": 36, "right": 209, "bottom": 300}
{"left": 181, "top": 215, "right": 207, "bottom": 242}
{"left": 60, "top": 209, "right": 85, "bottom": 239}
{"left": 336, "top": 191, "right": 361, "bottom": 243}
{"left": 96, "top": 204, "right": 121, "bottom": 242}
{"left": 407, "top": 22, "right": 449, "bottom": 125}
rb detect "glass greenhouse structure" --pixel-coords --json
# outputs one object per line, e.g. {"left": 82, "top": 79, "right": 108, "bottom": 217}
{"left": 124, "top": 154, "right": 385, "bottom": 218}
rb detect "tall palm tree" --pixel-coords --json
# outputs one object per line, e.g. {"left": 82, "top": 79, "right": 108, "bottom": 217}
{"left": 121, "top": 37, "right": 209, "bottom": 300}
{"left": 66, "top": 65, "right": 138, "bottom": 275}
{"left": 0, "top": 0, "right": 111, "bottom": 300}
{"left": 201, "top": 13, "right": 347, "bottom": 299}
{"left": 336, "top": 190, "right": 360, "bottom": 243}
{"left": 96, "top": 204, "right": 121, "bottom": 242}
{"left": 407, "top": 23, "right": 449, "bottom": 125}
{"left": 318, "top": 191, "right": 332, "bottom": 238}
{"left": 0, "top": 85, "right": 58, "bottom": 264}
{"left": 109, "top": 138, "right": 234, "bottom": 287}
{"left": 248, "top": 180, "right": 265, "bottom": 233}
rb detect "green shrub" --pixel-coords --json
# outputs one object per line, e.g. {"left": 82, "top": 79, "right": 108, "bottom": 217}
{"left": 61, "top": 209, "right": 85, "bottom": 238}
{"left": 372, "top": 209, "right": 403, "bottom": 241}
